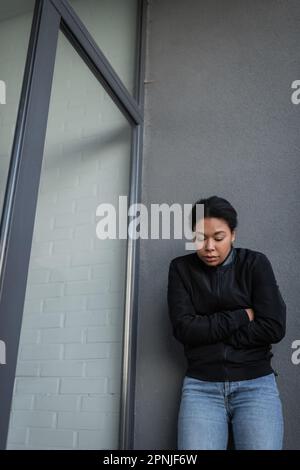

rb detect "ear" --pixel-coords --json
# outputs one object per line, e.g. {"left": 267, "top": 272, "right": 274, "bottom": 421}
{"left": 231, "top": 230, "right": 236, "bottom": 243}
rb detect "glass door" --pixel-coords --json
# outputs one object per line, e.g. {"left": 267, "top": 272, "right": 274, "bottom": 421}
{"left": 0, "top": 0, "right": 145, "bottom": 450}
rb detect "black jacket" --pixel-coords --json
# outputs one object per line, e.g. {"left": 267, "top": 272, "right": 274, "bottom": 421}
{"left": 167, "top": 246, "right": 286, "bottom": 381}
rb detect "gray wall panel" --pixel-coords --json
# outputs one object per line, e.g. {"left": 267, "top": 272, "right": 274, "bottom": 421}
{"left": 136, "top": 0, "right": 300, "bottom": 450}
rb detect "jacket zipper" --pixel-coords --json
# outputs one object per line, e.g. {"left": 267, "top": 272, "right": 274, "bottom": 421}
{"left": 224, "top": 344, "right": 228, "bottom": 362}
{"left": 217, "top": 268, "right": 229, "bottom": 380}
{"left": 216, "top": 269, "right": 220, "bottom": 300}
{"left": 223, "top": 345, "right": 229, "bottom": 381}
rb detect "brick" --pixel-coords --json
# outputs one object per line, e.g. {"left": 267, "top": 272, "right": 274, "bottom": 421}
{"left": 20, "top": 344, "right": 62, "bottom": 361}
{"left": 26, "top": 283, "right": 64, "bottom": 300}
{"left": 64, "top": 343, "right": 109, "bottom": 360}
{"left": 23, "top": 299, "right": 43, "bottom": 315}
{"left": 40, "top": 360, "right": 84, "bottom": 377}
{"left": 31, "top": 241, "right": 52, "bottom": 257}
{"left": 44, "top": 296, "right": 86, "bottom": 313}
{"left": 87, "top": 292, "right": 123, "bottom": 310}
{"left": 54, "top": 212, "right": 90, "bottom": 228}
{"left": 86, "top": 326, "right": 121, "bottom": 342}
{"left": 11, "top": 411, "right": 55, "bottom": 428}
{"left": 78, "top": 430, "right": 118, "bottom": 449}
{"left": 91, "top": 264, "right": 113, "bottom": 279}
{"left": 57, "top": 186, "right": 95, "bottom": 202}
{"left": 16, "top": 378, "right": 59, "bottom": 394}
{"left": 34, "top": 394, "right": 78, "bottom": 411}
{"left": 40, "top": 328, "right": 83, "bottom": 344}
{"left": 65, "top": 310, "right": 107, "bottom": 327}
{"left": 33, "top": 254, "right": 71, "bottom": 269}
{"left": 16, "top": 361, "right": 40, "bottom": 377}
{"left": 60, "top": 378, "right": 106, "bottom": 394}
{"left": 19, "top": 329, "right": 39, "bottom": 344}
{"left": 107, "top": 377, "right": 121, "bottom": 395}
{"left": 71, "top": 251, "right": 112, "bottom": 266}
{"left": 27, "top": 269, "right": 50, "bottom": 284}
{"left": 85, "top": 358, "right": 121, "bottom": 377}
{"left": 6, "top": 428, "right": 27, "bottom": 446}
{"left": 35, "top": 227, "right": 73, "bottom": 242}
{"left": 57, "top": 411, "right": 106, "bottom": 430}
{"left": 81, "top": 394, "right": 119, "bottom": 412}
{"left": 50, "top": 266, "right": 90, "bottom": 282}
{"left": 52, "top": 238, "right": 92, "bottom": 254}
{"left": 75, "top": 197, "right": 97, "bottom": 212}
{"left": 65, "top": 280, "right": 109, "bottom": 296}
{"left": 23, "top": 314, "right": 63, "bottom": 329}
{"left": 11, "top": 395, "right": 34, "bottom": 411}
{"left": 28, "top": 428, "right": 74, "bottom": 448}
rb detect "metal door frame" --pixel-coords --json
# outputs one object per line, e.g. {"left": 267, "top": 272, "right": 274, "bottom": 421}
{"left": 0, "top": 0, "right": 147, "bottom": 449}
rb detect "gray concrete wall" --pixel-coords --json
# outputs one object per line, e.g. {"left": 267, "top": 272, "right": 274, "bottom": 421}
{"left": 136, "top": 0, "right": 300, "bottom": 449}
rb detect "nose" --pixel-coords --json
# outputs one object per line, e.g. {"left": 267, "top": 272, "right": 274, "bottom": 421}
{"left": 205, "top": 239, "right": 215, "bottom": 251}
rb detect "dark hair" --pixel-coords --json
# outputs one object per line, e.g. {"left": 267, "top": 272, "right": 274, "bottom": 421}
{"left": 191, "top": 195, "right": 238, "bottom": 233}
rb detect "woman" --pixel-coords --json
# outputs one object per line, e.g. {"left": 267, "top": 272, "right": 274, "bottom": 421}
{"left": 167, "top": 195, "right": 286, "bottom": 450}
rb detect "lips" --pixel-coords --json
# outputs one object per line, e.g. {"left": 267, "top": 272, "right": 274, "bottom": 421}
{"left": 204, "top": 256, "right": 218, "bottom": 260}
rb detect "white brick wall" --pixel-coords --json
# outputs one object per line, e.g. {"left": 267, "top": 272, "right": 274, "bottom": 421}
{"left": 2, "top": 0, "right": 136, "bottom": 450}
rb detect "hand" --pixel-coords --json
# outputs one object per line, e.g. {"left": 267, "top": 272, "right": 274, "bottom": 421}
{"left": 245, "top": 308, "right": 255, "bottom": 321}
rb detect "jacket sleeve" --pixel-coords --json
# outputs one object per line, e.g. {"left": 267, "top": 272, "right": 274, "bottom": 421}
{"left": 224, "top": 253, "right": 286, "bottom": 349}
{"left": 167, "top": 259, "right": 250, "bottom": 346}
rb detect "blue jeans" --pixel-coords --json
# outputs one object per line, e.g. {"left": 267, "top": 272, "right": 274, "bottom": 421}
{"left": 177, "top": 372, "right": 284, "bottom": 450}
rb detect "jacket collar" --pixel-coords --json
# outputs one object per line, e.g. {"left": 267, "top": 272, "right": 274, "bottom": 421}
{"left": 220, "top": 245, "right": 235, "bottom": 266}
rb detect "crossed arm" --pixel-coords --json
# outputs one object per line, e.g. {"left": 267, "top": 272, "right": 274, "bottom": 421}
{"left": 167, "top": 259, "right": 250, "bottom": 346}
{"left": 167, "top": 254, "right": 286, "bottom": 348}
{"left": 223, "top": 254, "right": 286, "bottom": 349}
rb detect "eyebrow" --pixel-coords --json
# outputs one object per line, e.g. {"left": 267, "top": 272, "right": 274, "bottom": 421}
{"left": 196, "top": 231, "right": 226, "bottom": 235}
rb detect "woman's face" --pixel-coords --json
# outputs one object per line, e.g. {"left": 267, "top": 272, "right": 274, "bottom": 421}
{"left": 193, "top": 217, "right": 235, "bottom": 266}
